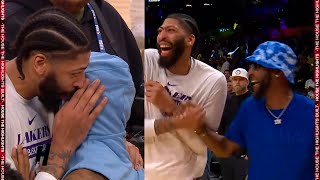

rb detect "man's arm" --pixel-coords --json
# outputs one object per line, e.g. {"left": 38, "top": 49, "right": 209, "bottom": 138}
{"left": 64, "top": 169, "right": 107, "bottom": 180}
{"left": 145, "top": 103, "right": 205, "bottom": 137}
{"left": 125, "top": 140, "right": 143, "bottom": 170}
{"left": 154, "top": 117, "right": 176, "bottom": 135}
{"left": 196, "top": 128, "right": 242, "bottom": 158}
{"left": 145, "top": 80, "right": 179, "bottom": 115}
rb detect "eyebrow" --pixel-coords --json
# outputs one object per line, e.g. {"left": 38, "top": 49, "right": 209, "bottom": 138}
{"left": 158, "top": 25, "right": 179, "bottom": 30}
{"left": 71, "top": 66, "right": 88, "bottom": 72}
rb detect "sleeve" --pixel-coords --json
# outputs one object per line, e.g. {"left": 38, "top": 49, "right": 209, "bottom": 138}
{"left": 144, "top": 118, "right": 157, "bottom": 138}
{"left": 34, "top": 172, "right": 57, "bottom": 180}
{"left": 143, "top": 48, "right": 159, "bottom": 81}
{"left": 204, "top": 76, "right": 227, "bottom": 132}
{"left": 144, "top": 49, "right": 161, "bottom": 138}
{"left": 225, "top": 101, "right": 248, "bottom": 149}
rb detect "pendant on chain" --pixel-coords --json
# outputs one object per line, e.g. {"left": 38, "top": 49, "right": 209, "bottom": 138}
{"left": 274, "top": 118, "right": 282, "bottom": 125}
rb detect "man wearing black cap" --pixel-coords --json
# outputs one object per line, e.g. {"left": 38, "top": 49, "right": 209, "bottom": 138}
{"left": 183, "top": 41, "right": 314, "bottom": 180}
{"left": 144, "top": 13, "right": 227, "bottom": 179}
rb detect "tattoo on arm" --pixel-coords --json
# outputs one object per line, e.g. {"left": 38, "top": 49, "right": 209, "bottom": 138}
{"left": 40, "top": 150, "right": 72, "bottom": 179}
{"left": 154, "top": 117, "right": 175, "bottom": 135}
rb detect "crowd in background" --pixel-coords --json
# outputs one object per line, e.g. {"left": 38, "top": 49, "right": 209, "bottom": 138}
{"left": 193, "top": 33, "right": 314, "bottom": 100}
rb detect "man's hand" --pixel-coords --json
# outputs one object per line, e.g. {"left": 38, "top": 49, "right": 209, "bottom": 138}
{"left": 41, "top": 79, "right": 108, "bottom": 179}
{"left": 172, "top": 102, "right": 206, "bottom": 132}
{"left": 125, "top": 140, "right": 143, "bottom": 170}
{"left": 145, "top": 80, "right": 177, "bottom": 115}
{"left": 52, "top": 79, "right": 107, "bottom": 151}
{"left": 11, "top": 145, "right": 35, "bottom": 180}
{"left": 154, "top": 102, "right": 205, "bottom": 135}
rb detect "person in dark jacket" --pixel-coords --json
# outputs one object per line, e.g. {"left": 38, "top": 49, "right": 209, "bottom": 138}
{"left": 6, "top": 0, "right": 143, "bottom": 95}
{"left": 218, "top": 68, "right": 251, "bottom": 180}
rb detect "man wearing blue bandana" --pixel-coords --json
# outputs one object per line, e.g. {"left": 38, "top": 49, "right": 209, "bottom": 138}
{"left": 189, "top": 41, "right": 314, "bottom": 180}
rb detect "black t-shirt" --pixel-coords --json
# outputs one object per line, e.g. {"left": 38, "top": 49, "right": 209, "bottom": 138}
{"left": 218, "top": 91, "right": 252, "bottom": 135}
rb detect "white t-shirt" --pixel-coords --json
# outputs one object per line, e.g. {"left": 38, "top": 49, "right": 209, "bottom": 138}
{"left": 144, "top": 49, "right": 227, "bottom": 180}
{"left": 5, "top": 74, "right": 54, "bottom": 171}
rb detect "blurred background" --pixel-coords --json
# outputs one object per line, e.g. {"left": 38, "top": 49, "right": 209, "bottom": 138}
{"left": 145, "top": 0, "right": 314, "bottom": 97}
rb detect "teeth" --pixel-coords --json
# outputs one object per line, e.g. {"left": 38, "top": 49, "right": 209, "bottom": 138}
{"left": 160, "top": 45, "right": 171, "bottom": 48}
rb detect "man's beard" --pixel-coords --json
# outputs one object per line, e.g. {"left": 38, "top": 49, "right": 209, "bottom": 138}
{"left": 253, "top": 72, "right": 271, "bottom": 99}
{"left": 234, "top": 85, "right": 246, "bottom": 94}
{"left": 38, "top": 73, "right": 75, "bottom": 113}
{"left": 157, "top": 37, "right": 185, "bottom": 68}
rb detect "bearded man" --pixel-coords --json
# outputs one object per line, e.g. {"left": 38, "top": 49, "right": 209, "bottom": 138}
{"left": 218, "top": 68, "right": 251, "bottom": 180}
{"left": 184, "top": 41, "right": 314, "bottom": 180}
{"left": 144, "top": 13, "right": 227, "bottom": 180}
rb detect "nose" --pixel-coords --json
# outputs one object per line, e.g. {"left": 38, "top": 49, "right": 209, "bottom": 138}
{"left": 73, "top": 73, "right": 86, "bottom": 89}
{"left": 157, "top": 30, "right": 167, "bottom": 43}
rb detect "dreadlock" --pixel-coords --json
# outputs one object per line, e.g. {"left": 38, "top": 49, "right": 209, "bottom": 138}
{"left": 13, "top": 7, "right": 90, "bottom": 80}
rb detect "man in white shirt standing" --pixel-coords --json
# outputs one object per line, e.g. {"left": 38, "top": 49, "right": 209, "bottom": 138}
{"left": 144, "top": 13, "right": 227, "bottom": 180}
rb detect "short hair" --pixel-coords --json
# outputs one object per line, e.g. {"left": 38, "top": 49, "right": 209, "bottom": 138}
{"left": 13, "top": 7, "right": 90, "bottom": 80}
{"left": 224, "top": 69, "right": 231, "bottom": 73}
{"left": 166, "top": 13, "right": 200, "bottom": 39}
{"left": 166, "top": 13, "right": 200, "bottom": 52}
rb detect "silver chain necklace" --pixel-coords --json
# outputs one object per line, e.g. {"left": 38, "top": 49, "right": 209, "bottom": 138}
{"left": 265, "top": 95, "right": 293, "bottom": 125}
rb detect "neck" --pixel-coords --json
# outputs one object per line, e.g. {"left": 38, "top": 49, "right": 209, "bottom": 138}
{"left": 6, "top": 59, "right": 39, "bottom": 99}
{"left": 167, "top": 53, "right": 191, "bottom": 75}
{"left": 265, "top": 82, "right": 293, "bottom": 109}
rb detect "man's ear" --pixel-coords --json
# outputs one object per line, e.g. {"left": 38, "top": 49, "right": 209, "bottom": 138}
{"left": 186, "top": 34, "right": 196, "bottom": 47}
{"left": 32, "top": 53, "right": 49, "bottom": 76}
{"left": 271, "top": 69, "right": 283, "bottom": 78}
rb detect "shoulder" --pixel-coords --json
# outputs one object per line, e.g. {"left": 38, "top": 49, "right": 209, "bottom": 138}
{"left": 294, "top": 93, "right": 314, "bottom": 108}
{"left": 193, "top": 59, "right": 225, "bottom": 83}
{"left": 144, "top": 48, "right": 159, "bottom": 56}
{"left": 144, "top": 49, "right": 159, "bottom": 62}
{"left": 99, "top": 0, "right": 125, "bottom": 19}
{"left": 144, "top": 49, "right": 161, "bottom": 77}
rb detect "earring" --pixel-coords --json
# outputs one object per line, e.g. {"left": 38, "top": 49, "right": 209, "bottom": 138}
{"left": 275, "top": 74, "right": 280, "bottom": 78}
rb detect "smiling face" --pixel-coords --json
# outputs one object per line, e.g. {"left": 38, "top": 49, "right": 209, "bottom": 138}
{"left": 38, "top": 51, "right": 90, "bottom": 111}
{"left": 248, "top": 63, "right": 271, "bottom": 99}
{"left": 156, "top": 18, "right": 194, "bottom": 68}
